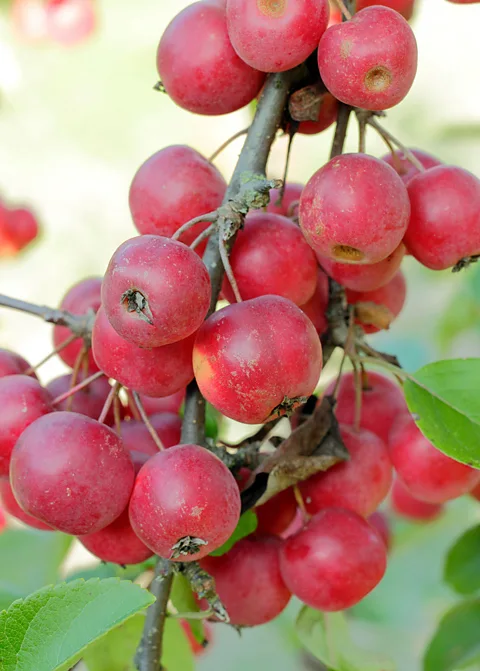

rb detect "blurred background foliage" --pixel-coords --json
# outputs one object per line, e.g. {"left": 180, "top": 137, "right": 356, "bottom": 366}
{"left": 0, "top": 0, "right": 479, "bottom": 669}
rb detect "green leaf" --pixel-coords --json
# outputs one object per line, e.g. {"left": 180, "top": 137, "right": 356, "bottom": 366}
{"left": 296, "top": 608, "right": 395, "bottom": 671}
{"left": 66, "top": 557, "right": 156, "bottom": 583}
{"left": 0, "top": 577, "right": 155, "bottom": 671}
{"left": 404, "top": 359, "right": 480, "bottom": 467}
{"left": 444, "top": 524, "right": 480, "bottom": 595}
{"left": 162, "top": 618, "right": 194, "bottom": 671}
{"left": 424, "top": 600, "right": 480, "bottom": 671}
{"left": 209, "top": 510, "right": 258, "bottom": 556}
{"left": 84, "top": 614, "right": 144, "bottom": 671}
{"left": 0, "top": 528, "right": 72, "bottom": 600}
{"left": 170, "top": 573, "right": 204, "bottom": 643}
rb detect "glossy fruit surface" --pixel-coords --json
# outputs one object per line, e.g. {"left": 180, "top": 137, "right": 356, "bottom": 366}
{"left": 346, "top": 270, "right": 407, "bottom": 334}
{"left": 129, "top": 444, "right": 241, "bottom": 561}
{"left": 92, "top": 307, "right": 195, "bottom": 397}
{"left": 299, "top": 154, "right": 410, "bottom": 264}
{"left": 10, "top": 412, "right": 135, "bottom": 534}
{"left": 391, "top": 478, "right": 443, "bottom": 521}
{"left": 0, "top": 477, "right": 53, "bottom": 530}
{"left": 200, "top": 536, "right": 291, "bottom": 625}
{"left": 102, "top": 235, "right": 211, "bottom": 347}
{"left": 221, "top": 213, "right": 317, "bottom": 305}
{"left": 0, "top": 349, "right": 33, "bottom": 379}
{"left": 280, "top": 507, "right": 387, "bottom": 610}
{"left": 193, "top": 296, "right": 322, "bottom": 424}
{"left": 318, "top": 7, "right": 417, "bottom": 110}
{"left": 157, "top": 2, "right": 265, "bottom": 115}
{"left": 381, "top": 149, "right": 442, "bottom": 184}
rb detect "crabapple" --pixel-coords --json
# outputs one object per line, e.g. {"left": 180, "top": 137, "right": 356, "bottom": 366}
{"left": 10, "top": 412, "right": 135, "bottom": 535}
{"left": 299, "top": 154, "right": 410, "bottom": 264}
{"left": 255, "top": 488, "right": 298, "bottom": 536}
{"left": 221, "top": 213, "right": 317, "bottom": 306}
{"left": 134, "top": 389, "right": 185, "bottom": 416}
{"left": 330, "top": 0, "right": 415, "bottom": 21}
{"left": 299, "top": 269, "right": 329, "bottom": 337}
{"left": 346, "top": 270, "right": 407, "bottom": 334}
{"left": 226, "top": 0, "right": 330, "bottom": 73}
{"left": 200, "top": 536, "right": 291, "bottom": 625}
{"left": 121, "top": 413, "right": 182, "bottom": 455}
{"left": 0, "top": 478, "right": 53, "bottom": 531}
{"left": 129, "top": 444, "right": 241, "bottom": 561}
{"left": 193, "top": 296, "right": 322, "bottom": 424}
{"left": 404, "top": 165, "right": 480, "bottom": 270}
{"left": 0, "top": 349, "right": 34, "bottom": 379}
{"left": 45, "top": 0, "right": 96, "bottom": 46}
{"left": 325, "top": 370, "right": 407, "bottom": 444}
{"left": 299, "top": 425, "right": 392, "bottom": 517}
{"left": 391, "top": 478, "right": 443, "bottom": 521}
{"left": 52, "top": 277, "right": 102, "bottom": 374}
{"left": 0, "top": 207, "right": 39, "bottom": 256}
{"left": 368, "top": 511, "right": 392, "bottom": 550}
{"left": 389, "top": 415, "right": 480, "bottom": 503}
{"left": 46, "top": 372, "right": 114, "bottom": 424}
{"left": 129, "top": 145, "right": 226, "bottom": 248}
{"left": 267, "top": 183, "right": 303, "bottom": 217}
{"left": 381, "top": 149, "right": 442, "bottom": 184}
{"left": 296, "top": 92, "right": 338, "bottom": 135}
{"left": 92, "top": 307, "right": 195, "bottom": 398}
{"left": 157, "top": 2, "right": 265, "bottom": 115}
{"left": 318, "top": 7, "right": 417, "bottom": 111}
{"left": 102, "top": 235, "right": 211, "bottom": 347}
{"left": 11, "top": 0, "right": 49, "bottom": 43}
{"left": 0, "top": 375, "right": 54, "bottom": 477}
{"left": 318, "top": 243, "right": 406, "bottom": 292}
{"left": 279, "top": 507, "right": 387, "bottom": 611}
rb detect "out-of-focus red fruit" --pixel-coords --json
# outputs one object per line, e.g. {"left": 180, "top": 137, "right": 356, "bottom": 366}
{"left": 200, "top": 536, "right": 291, "bottom": 625}
{"left": 221, "top": 213, "right": 318, "bottom": 306}
{"left": 404, "top": 165, "right": 480, "bottom": 271}
{"left": 180, "top": 620, "right": 213, "bottom": 657}
{"left": 0, "top": 207, "right": 40, "bottom": 256}
{"left": 0, "top": 349, "right": 34, "bottom": 379}
{"left": 193, "top": 296, "right": 322, "bottom": 424}
{"left": 280, "top": 508, "right": 304, "bottom": 539}
{"left": 299, "top": 425, "right": 392, "bottom": 517}
{"left": 267, "top": 183, "right": 303, "bottom": 217}
{"left": 45, "top": 0, "right": 96, "bottom": 46}
{"left": 330, "top": 0, "right": 415, "bottom": 21}
{"left": 46, "top": 372, "right": 114, "bottom": 424}
{"left": 11, "top": 0, "right": 48, "bottom": 43}
{"left": 135, "top": 390, "right": 185, "bottom": 416}
{"left": 368, "top": 511, "right": 392, "bottom": 550}
{"left": 381, "top": 149, "right": 442, "bottom": 184}
{"left": 299, "top": 154, "right": 410, "bottom": 264}
{"left": 52, "top": 277, "right": 102, "bottom": 374}
{"left": 129, "top": 146, "right": 226, "bottom": 250}
{"left": 280, "top": 507, "right": 387, "bottom": 611}
{"left": 299, "top": 269, "right": 330, "bottom": 337}
{"left": 389, "top": 415, "right": 480, "bottom": 503}
{"left": 255, "top": 488, "right": 298, "bottom": 536}
{"left": 391, "top": 478, "right": 443, "bottom": 521}
{"left": 157, "top": 3, "right": 265, "bottom": 115}
{"left": 346, "top": 270, "right": 407, "bottom": 334}
{"left": 0, "top": 478, "right": 53, "bottom": 531}
{"left": 318, "top": 7, "right": 417, "bottom": 111}
{"left": 326, "top": 370, "right": 407, "bottom": 444}
{"left": 121, "top": 413, "right": 182, "bottom": 455}
{"left": 0, "top": 504, "right": 5, "bottom": 533}
{"left": 319, "top": 244, "right": 405, "bottom": 293}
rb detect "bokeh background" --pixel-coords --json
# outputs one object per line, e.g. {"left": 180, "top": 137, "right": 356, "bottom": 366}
{"left": 0, "top": 0, "right": 479, "bottom": 669}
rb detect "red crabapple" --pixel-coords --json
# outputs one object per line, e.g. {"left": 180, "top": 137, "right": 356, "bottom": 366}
{"left": 299, "top": 425, "right": 392, "bottom": 517}
{"left": 299, "top": 269, "right": 330, "bottom": 337}
{"left": 200, "top": 536, "right": 291, "bottom": 625}
{"left": 129, "top": 145, "right": 226, "bottom": 247}
{"left": 318, "top": 243, "right": 406, "bottom": 293}
{"left": 330, "top": 0, "right": 415, "bottom": 22}
{"left": 102, "top": 236, "right": 211, "bottom": 348}
{"left": 254, "top": 488, "right": 298, "bottom": 536}
{"left": 447, "top": 0, "right": 480, "bottom": 4}
{"left": 134, "top": 389, "right": 185, "bottom": 416}
{"left": 46, "top": 372, "right": 114, "bottom": 424}
{"left": 368, "top": 511, "right": 391, "bottom": 550}
{"left": 0, "top": 207, "right": 39, "bottom": 255}
{"left": 325, "top": 370, "right": 407, "bottom": 444}
{"left": 129, "top": 444, "right": 241, "bottom": 560}
{"left": 193, "top": 296, "right": 322, "bottom": 424}
{"left": 157, "top": 3, "right": 265, "bottom": 115}
{"left": 0, "top": 375, "right": 54, "bottom": 477}
{"left": 267, "top": 183, "right": 303, "bottom": 217}
{"left": 92, "top": 307, "right": 195, "bottom": 398}
{"left": 53, "top": 277, "right": 102, "bottom": 374}
{"left": 221, "top": 213, "right": 317, "bottom": 306}
{"left": 404, "top": 165, "right": 480, "bottom": 270}
{"left": 0, "top": 478, "right": 53, "bottom": 531}
{"left": 226, "top": 0, "right": 330, "bottom": 73}
{"left": 381, "top": 149, "right": 442, "bottom": 184}
{"left": 45, "top": 0, "right": 96, "bottom": 46}
{"left": 181, "top": 621, "right": 213, "bottom": 657}
{"left": 10, "top": 412, "right": 135, "bottom": 535}
{"left": 318, "top": 7, "right": 417, "bottom": 111}
{"left": 11, "top": 0, "right": 49, "bottom": 43}
{"left": 296, "top": 92, "right": 338, "bottom": 136}
{"left": 299, "top": 154, "right": 410, "bottom": 264}
{"left": 280, "top": 507, "right": 387, "bottom": 611}
{"left": 391, "top": 478, "right": 443, "bottom": 521}
{"left": 0, "top": 349, "right": 34, "bottom": 379}
{"left": 79, "top": 507, "right": 154, "bottom": 565}
{"left": 121, "top": 413, "right": 182, "bottom": 455}
{"left": 389, "top": 415, "right": 480, "bottom": 503}
{"left": 346, "top": 270, "right": 407, "bottom": 334}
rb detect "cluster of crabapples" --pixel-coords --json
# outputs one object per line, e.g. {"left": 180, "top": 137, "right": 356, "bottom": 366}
{"left": 11, "top": 0, "right": 97, "bottom": 47}
{"left": 1, "top": 0, "right": 480, "bottom": 630}
{"left": 0, "top": 197, "right": 39, "bottom": 257}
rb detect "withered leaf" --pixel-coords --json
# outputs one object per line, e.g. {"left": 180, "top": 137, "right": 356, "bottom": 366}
{"left": 354, "top": 301, "right": 394, "bottom": 330}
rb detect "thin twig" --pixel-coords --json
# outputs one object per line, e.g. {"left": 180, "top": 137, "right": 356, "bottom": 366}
{"left": 25, "top": 333, "right": 78, "bottom": 375}
{"left": 332, "top": 0, "right": 353, "bottom": 19}
{"left": 133, "top": 391, "right": 166, "bottom": 451}
{"left": 98, "top": 381, "right": 121, "bottom": 424}
{"left": 219, "top": 236, "right": 242, "bottom": 302}
{"left": 171, "top": 212, "right": 218, "bottom": 242}
{"left": 366, "top": 116, "right": 426, "bottom": 173}
{"left": 67, "top": 346, "right": 88, "bottom": 411}
{"left": 51, "top": 370, "right": 105, "bottom": 406}
{"left": 190, "top": 223, "right": 215, "bottom": 251}
{"left": 127, "top": 390, "right": 142, "bottom": 421}
{"left": 352, "top": 360, "right": 363, "bottom": 432}
{"left": 293, "top": 485, "right": 310, "bottom": 524}
{"left": 208, "top": 127, "right": 249, "bottom": 163}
